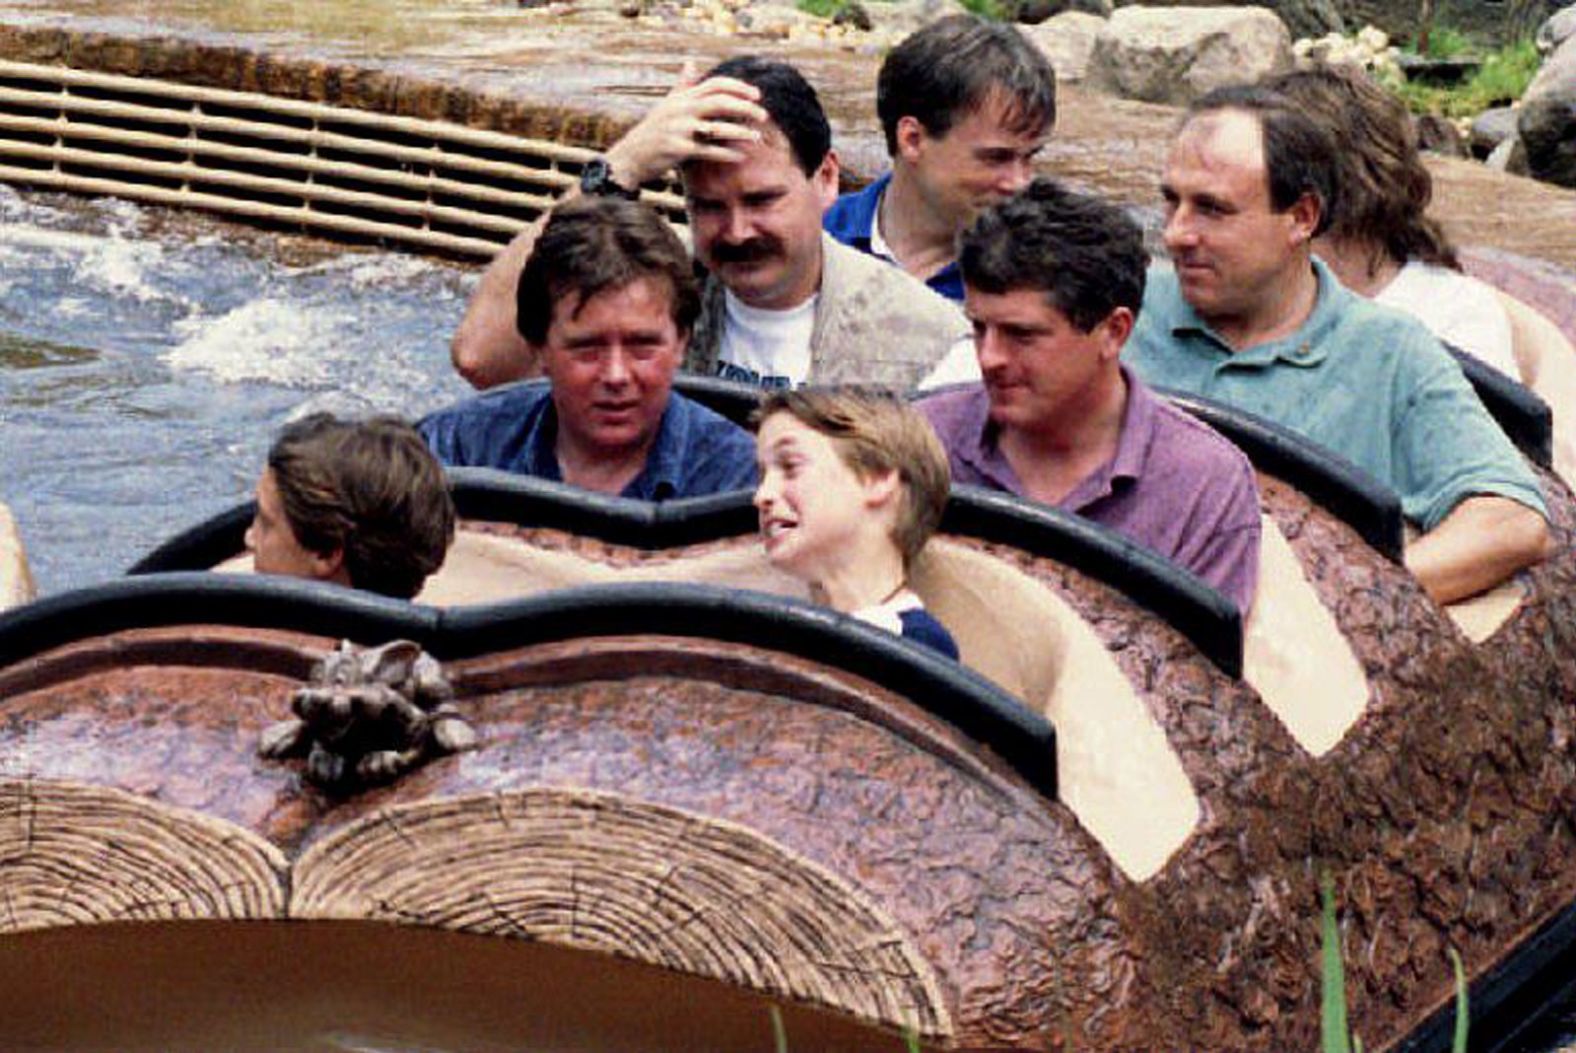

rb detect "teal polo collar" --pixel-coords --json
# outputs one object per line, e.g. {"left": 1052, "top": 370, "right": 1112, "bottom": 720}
{"left": 1164, "top": 257, "right": 1350, "bottom": 370}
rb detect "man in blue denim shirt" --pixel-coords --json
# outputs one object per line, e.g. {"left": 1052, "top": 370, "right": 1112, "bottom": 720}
{"left": 823, "top": 15, "right": 1055, "bottom": 302}
{"left": 420, "top": 197, "right": 756, "bottom": 500}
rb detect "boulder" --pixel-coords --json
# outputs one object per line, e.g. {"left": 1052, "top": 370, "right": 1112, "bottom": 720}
{"left": 1471, "top": 105, "right": 1520, "bottom": 159}
{"left": 1150, "top": 0, "right": 1341, "bottom": 38}
{"left": 1087, "top": 6, "right": 1293, "bottom": 106}
{"left": 860, "top": 0, "right": 968, "bottom": 38}
{"left": 1485, "top": 131, "right": 1531, "bottom": 175}
{"left": 1414, "top": 113, "right": 1468, "bottom": 157}
{"left": 1025, "top": 11, "right": 1107, "bottom": 81}
{"left": 1538, "top": 3, "right": 1576, "bottom": 53}
{"left": 1008, "top": 0, "right": 1112, "bottom": 24}
{"left": 1518, "top": 35, "right": 1576, "bottom": 188}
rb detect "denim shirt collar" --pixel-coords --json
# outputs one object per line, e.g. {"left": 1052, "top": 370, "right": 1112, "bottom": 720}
{"left": 526, "top": 396, "right": 684, "bottom": 501}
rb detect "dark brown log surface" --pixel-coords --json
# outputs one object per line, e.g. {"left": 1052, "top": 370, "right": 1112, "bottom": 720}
{"left": 0, "top": 468, "right": 1573, "bottom": 1050}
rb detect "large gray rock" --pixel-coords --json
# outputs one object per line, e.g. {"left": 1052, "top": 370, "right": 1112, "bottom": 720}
{"left": 1471, "top": 105, "right": 1521, "bottom": 159}
{"left": 860, "top": 0, "right": 968, "bottom": 37}
{"left": 1518, "top": 35, "right": 1576, "bottom": 188}
{"left": 1025, "top": 11, "right": 1107, "bottom": 81}
{"left": 1008, "top": 0, "right": 1111, "bottom": 25}
{"left": 1485, "top": 132, "right": 1530, "bottom": 175}
{"left": 1538, "top": 4, "right": 1576, "bottom": 53}
{"left": 1148, "top": 0, "right": 1341, "bottom": 38}
{"left": 1087, "top": 6, "right": 1292, "bottom": 106}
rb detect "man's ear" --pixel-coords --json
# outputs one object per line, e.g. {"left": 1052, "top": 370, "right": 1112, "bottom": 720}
{"left": 1098, "top": 306, "right": 1136, "bottom": 360}
{"left": 521, "top": 341, "right": 547, "bottom": 380}
{"left": 894, "top": 115, "right": 926, "bottom": 163}
{"left": 1287, "top": 191, "right": 1321, "bottom": 247}
{"left": 814, "top": 149, "right": 840, "bottom": 214}
{"left": 309, "top": 546, "right": 349, "bottom": 587}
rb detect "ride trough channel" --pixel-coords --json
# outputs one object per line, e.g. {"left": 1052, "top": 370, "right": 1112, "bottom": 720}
{"left": 3, "top": 39, "right": 1576, "bottom": 1053}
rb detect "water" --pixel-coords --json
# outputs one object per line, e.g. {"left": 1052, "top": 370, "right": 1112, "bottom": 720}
{"left": 0, "top": 186, "right": 475, "bottom": 596}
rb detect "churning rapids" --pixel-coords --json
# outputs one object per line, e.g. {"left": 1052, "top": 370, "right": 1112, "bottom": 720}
{"left": 0, "top": 186, "right": 475, "bottom": 596}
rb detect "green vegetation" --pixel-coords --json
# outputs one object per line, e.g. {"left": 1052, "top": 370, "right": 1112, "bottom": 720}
{"left": 956, "top": 0, "right": 1005, "bottom": 21}
{"left": 795, "top": 0, "right": 1002, "bottom": 22}
{"left": 795, "top": 0, "right": 844, "bottom": 19}
{"left": 1321, "top": 871, "right": 1469, "bottom": 1053}
{"left": 1418, "top": 24, "right": 1474, "bottom": 59}
{"left": 1396, "top": 38, "right": 1542, "bottom": 117}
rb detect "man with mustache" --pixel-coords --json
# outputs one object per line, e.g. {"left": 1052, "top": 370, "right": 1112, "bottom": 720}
{"left": 452, "top": 56, "right": 967, "bottom": 392}
{"left": 421, "top": 196, "right": 757, "bottom": 499}
{"left": 1125, "top": 85, "right": 1551, "bottom": 604}
{"left": 917, "top": 179, "right": 1262, "bottom": 614}
{"left": 823, "top": 15, "right": 1056, "bottom": 302}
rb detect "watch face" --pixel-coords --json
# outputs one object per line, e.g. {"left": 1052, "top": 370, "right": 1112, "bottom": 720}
{"left": 581, "top": 159, "right": 635, "bottom": 200}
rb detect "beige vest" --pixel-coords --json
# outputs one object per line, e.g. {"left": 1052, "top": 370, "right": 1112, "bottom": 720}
{"left": 685, "top": 233, "right": 968, "bottom": 391}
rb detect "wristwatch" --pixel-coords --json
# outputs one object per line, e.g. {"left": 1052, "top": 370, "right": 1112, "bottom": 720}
{"left": 580, "top": 158, "right": 640, "bottom": 201}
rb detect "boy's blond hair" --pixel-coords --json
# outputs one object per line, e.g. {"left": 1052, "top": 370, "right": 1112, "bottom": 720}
{"left": 756, "top": 389, "right": 950, "bottom": 568}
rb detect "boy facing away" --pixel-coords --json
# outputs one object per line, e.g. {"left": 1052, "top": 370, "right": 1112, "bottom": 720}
{"left": 753, "top": 389, "right": 958, "bottom": 660}
{"left": 247, "top": 414, "right": 455, "bottom": 599}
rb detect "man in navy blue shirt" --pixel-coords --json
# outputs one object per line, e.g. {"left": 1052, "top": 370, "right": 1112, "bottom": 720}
{"left": 823, "top": 15, "right": 1056, "bottom": 302}
{"left": 420, "top": 197, "right": 757, "bottom": 500}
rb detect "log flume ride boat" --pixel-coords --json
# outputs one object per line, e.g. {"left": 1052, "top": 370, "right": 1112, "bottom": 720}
{"left": 1, "top": 375, "right": 1573, "bottom": 1052}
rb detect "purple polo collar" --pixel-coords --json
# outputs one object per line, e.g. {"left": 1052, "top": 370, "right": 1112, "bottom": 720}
{"left": 960, "top": 364, "right": 1157, "bottom": 512}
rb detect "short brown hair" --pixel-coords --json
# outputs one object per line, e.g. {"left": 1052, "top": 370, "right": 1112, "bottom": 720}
{"left": 515, "top": 196, "right": 699, "bottom": 346}
{"left": 267, "top": 414, "right": 455, "bottom": 599}
{"left": 756, "top": 389, "right": 951, "bottom": 568}
{"left": 878, "top": 15, "right": 1056, "bottom": 155}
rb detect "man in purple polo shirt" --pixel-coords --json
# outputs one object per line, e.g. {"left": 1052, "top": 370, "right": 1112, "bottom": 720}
{"left": 916, "top": 179, "right": 1262, "bottom": 613}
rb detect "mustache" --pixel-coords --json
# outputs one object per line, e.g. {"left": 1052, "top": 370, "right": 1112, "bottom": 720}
{"left": 708, "top": 237, "right": 781, "bottom": 264}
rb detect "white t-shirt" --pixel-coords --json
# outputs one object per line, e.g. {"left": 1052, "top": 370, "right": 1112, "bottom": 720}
{"left": 1376, "top": 261, "right": 1520, "bottom": 380}
{"left": 717, "top": 290, "right": 816, "bottom": 389}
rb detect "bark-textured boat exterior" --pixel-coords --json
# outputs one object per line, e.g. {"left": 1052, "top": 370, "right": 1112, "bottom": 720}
{"left": 2, "top": 386, "right": 1574, "bottom": 1050}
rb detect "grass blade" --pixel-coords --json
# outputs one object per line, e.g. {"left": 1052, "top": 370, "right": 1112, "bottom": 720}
{"left": 1450, "top": 947, "right": 1470, "bottom": 1053}
{"left": 1322, "top": 870, "right": 1352, "bottom": 1053}
{"left": 770, "top": 1005, "right": 788, "bottom": 1053}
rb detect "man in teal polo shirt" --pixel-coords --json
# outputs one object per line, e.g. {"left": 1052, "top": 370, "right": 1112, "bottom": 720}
{"left": 1126, "top": 84, "right": 1552, "bottom": 605}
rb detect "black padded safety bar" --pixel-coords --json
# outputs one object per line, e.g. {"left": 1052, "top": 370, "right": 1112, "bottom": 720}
{"left": 1447, "top": 344, "right": 1554, "bottom": 469}
{"left": 438, "top": 581, "right": 1058, "bottom": 802}
{"left": 127, "top": 473, "right": 1244, "bottom": 678}
{"left": 127, "top": 473, "right": 760, "bottom": 576}
{"left": 672, "top": 371, "right": 766, "bottom": 427}
{"left": 1393, "top": 896, "right": 1576, "bottom": 1053}
{"left": 446, "top": 468, "right": 759, "bottom": 549}
{"left": 0, "top": 575, "right": 1057, "bottom": 803}
{"left": 1160, "top": 389, "right": 1407, "bottom": 564}
{"left": 0, "top": 571, "right": 437, "bottom": 664}
{"left": 943, "top": 486, "right": 1244, "bottom": 678}
{"left": 127, "top": 502, "right": 254, "bottom": 574}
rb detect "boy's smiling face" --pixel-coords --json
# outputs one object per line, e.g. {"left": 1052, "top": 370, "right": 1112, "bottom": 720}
{"left": 753, "top": 411, "right": 887, "bottom": 585}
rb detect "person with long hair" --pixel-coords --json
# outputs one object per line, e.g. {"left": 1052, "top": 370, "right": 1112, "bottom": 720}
{"left": 1265, "top": 65, "right": 1518, "bottom": 378}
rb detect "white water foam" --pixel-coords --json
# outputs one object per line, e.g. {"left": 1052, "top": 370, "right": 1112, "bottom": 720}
{"left": 71, "top": 233, "right": 170, "bottom": 303}
{"left": 165, "top": 298, "right": 360, "bottom": 387}
{"left": 307, "top": 251, "right": 451, "bottom": 291}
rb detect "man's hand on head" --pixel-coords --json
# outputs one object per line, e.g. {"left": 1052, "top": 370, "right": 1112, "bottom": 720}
{"left": 605, "top": 62, "right": 767, "bottom": 188}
